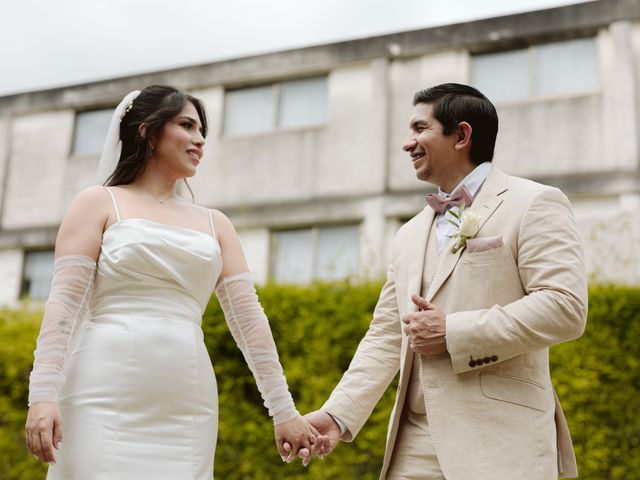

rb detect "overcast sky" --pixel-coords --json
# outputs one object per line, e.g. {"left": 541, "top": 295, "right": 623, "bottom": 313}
{"left": 0, "top": 0, "right": 590, "bottom": 97}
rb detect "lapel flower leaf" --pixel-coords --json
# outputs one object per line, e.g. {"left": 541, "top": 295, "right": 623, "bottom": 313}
{"left": 446, "top": 219, "right": 460, "bottom": 228}
{"left": 446, "top": 203, "right": 482, "bottom": 254}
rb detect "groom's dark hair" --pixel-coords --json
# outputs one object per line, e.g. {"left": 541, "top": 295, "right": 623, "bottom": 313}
{"left": 413, "top": 83, "right": 498, "bottom": 166}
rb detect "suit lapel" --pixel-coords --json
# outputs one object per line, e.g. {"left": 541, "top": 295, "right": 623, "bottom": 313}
{"left": 405, "top": 207, "right": 435, "bottom": 314}
{"left": 383, "top": 206, "right": 434, "bottom": 477}
{"left": 425, "top": 167, "right": 509, "bottom": 302}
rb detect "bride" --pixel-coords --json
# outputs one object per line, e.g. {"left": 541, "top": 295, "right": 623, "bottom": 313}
{"left": 25, "top": 85, "right": 321, "bottom": 479}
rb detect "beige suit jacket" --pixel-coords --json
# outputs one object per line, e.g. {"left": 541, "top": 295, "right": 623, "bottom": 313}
{"left": 323, "top": 167, "right": 588, "bottom": 480}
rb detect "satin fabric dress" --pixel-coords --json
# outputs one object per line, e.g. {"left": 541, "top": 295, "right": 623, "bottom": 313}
{"left": 47, "top": 215, "right": 222, "bottom": 480}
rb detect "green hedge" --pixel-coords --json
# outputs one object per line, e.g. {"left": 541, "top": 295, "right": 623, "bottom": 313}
{"left": 1, "top": 283, "right": 638, "bottom": 479}
{"left": 0, "top": 307, "right": 48, "bottom": 480}
{"left": 550, "top": 285, "right": 640, "bottom": 479}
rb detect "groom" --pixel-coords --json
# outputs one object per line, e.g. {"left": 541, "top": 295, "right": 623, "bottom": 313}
{"left": 301, "top": 83, "right": 588, "bottom": 479}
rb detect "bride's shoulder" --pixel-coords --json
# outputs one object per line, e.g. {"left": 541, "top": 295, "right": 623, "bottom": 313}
{"left": 60, "top": 186, "right": 111, "bottom": 234}
{"left": 186, "top": 203, "right": 229, "bottom": 223}
{"left": 71, "top": 185, "right": 112, "bottom": 210}
{"left": 181, "top": 201, "right": 215, "bottom": 217}
{"left": 203, "top": 209, "right": 238, "bottom": 240}
{"left": 208, "top": 209, "right": 233, "bottom": 226}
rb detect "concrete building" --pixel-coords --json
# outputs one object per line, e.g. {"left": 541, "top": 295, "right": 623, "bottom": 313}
{"left": 1, "top": 0, "right": 639, "bottom": 305}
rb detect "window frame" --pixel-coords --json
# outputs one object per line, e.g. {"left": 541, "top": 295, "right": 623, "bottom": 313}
{"left": 20, "top": 248, "right": 55, "bottom": 301}
{"left": 222, "top": 75, "right": 328, "bottom": 138}
{"left": 70, "top": 107, "right": 115, "bottom": 158}
{"left": 470, "top": 36, "right": 600, "bottom": 106}
{"left": 268, "top": 222, "right": 360, "bottom": 284}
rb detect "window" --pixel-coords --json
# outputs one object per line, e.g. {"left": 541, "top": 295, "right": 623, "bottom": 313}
{"left": 72, "top": 108, "right": 113, "bottom": 156}
{"left": 21, "top": 250, "right": 54, "bottom": 300}
{"left": 472, "top": 37, "right": 598, "bottom": 102}
{"left": 278, "top": 77, "right": 327, "bottom": 128}
{"left": 271, "top": 224, "right": 359, "bottom": 283}
{"left": 224, "top": 76, "right": 327, "bottom": 135}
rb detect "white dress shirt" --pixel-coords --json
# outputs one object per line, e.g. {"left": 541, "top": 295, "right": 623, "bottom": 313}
{"left": 434, "top": 162, "right": 492, "bottom": 254}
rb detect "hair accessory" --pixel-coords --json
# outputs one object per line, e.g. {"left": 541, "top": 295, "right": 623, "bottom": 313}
{"left": 119, "top": 99, "right": 136, "bottom": 121}
{"left": 97, "top": 90, "right": 141, "bottom": 185}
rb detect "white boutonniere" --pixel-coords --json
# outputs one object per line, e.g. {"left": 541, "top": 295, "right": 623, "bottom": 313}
{"left": 447, "top": 204, "right": 482, "bottom": 254}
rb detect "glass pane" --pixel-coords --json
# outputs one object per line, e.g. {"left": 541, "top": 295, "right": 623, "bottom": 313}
{"left": 224, "top": 85, "right": 274, "bottom": 135}
{"left": 23, "top": 250, "right": 54, "bottom": 300}
{"left": 316, "top": 225, "right": 359, "bottom": 281}
{"left": 472, "top": 49, "right": 531, "bottom": 103}
{"left": 271, "top": 229, "right": 313, "bottom": 284}
{"left": 278, "top": 77, "right": 327, "bottom": 128}
{"left": 72, "top": 109, "right": 113, "bottom": 156}
{"left": 536, "top": 37, "right": 598, "bottom": 96}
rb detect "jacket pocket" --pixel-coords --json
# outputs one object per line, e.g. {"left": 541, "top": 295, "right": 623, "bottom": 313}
{"left": 480, "top": 371, "right": 547, "bottom": 412}
{"left": 466, "top": 235, "right": 503, "bottom": 253}
{"left": 461, "top": 245, "right": 511, "bottom": 265}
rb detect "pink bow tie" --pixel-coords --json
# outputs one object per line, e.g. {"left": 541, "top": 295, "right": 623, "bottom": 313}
{"left": 426, "top": 185, "right": 474, "bottom": 213}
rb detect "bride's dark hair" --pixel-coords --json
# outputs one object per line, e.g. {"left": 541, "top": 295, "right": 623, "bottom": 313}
{"left": 106, "top": 85, "right": 208, "bottom": 186}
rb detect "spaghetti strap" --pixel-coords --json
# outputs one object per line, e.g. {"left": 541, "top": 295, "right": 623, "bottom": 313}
{"left": 207, "top": 209, "right": 216, "bottom": 238}
{"left": 104, "top": 187, "right": 121, "bottom": 222}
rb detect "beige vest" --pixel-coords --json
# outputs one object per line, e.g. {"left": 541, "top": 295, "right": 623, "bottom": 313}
{"left": 406, "top": 220, "right": 440, "bottom": 415}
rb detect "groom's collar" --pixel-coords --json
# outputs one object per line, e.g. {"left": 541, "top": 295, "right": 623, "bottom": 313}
{"left": 437, "top": 162, "right": 493, "bottom": 199}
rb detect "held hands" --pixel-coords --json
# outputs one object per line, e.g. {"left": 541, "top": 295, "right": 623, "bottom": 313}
{"left": 274, "top": 414, "right": 321, "bottom": 463}
{"left": 25, "top": 401, "right": 63, "bottom": 464}
{"left": 402, "top": 294, "right": 447, "bottom": 355}
{"left": 283, "top": 410, "right": 341, "bottom": 467}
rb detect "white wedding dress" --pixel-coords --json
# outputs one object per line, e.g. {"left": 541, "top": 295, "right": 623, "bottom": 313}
{"left": 47, "top": 204, "right": 222, "bottom": 479}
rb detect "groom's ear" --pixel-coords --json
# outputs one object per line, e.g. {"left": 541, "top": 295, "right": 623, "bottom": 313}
{"left": 454, "top": 122, "right": 472, "bottom": 152}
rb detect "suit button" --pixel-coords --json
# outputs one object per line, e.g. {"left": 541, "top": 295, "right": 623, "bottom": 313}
{"left": 469, "top": 360, "right": 476, "bottom": 367}
{"left": 491, "top": 355, "right": 498, "bottom": 362}
{"left": 483, "top": 357, "right": 491, "bottom": 363}
{"left": 476, "top": 358, "right": 484, "bottom": 365}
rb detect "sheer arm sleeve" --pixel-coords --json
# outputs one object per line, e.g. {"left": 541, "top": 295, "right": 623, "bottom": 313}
{"left": 215, "top": 272, "right": 298, "bottom": 425}
{"left": 28, "top": 255, "right": 97, "bottom": 406}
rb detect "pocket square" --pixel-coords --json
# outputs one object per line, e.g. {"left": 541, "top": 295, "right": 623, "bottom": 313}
{"left": 466, "top": 235, "right": 503, "bottom": 253}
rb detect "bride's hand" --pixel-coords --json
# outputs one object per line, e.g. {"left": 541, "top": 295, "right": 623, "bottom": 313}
{"left": 274, "top": 415, "right": 319, "bottom": 463}
{"left": 25, "top": 401, "right": 63, "bottom": 464}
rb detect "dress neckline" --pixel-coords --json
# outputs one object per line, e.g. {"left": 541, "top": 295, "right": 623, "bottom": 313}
{"left": 103, "top": 217, "right": 217, "bottom": 241}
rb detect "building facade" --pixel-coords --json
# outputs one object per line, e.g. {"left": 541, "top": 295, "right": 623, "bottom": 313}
{"left": 1, "top": 0, "right": 639, "bottom": 304}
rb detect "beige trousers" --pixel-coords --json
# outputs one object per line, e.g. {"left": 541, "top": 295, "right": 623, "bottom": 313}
{"left": 386, "top": 409, "right": 445, "bottom": 479}
{"left": 386, "top": 356, "right": 445, "bottom": 480}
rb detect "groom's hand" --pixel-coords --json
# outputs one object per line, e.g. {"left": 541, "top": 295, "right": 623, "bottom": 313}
{"left": 284, "top": 410, "right": 341, "bottom": 466}
{"left": 403, "top": 294, "right": 447, "bottom": 355}
{"left": 275, "top": 415, "right": 319, "bottom": 463}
